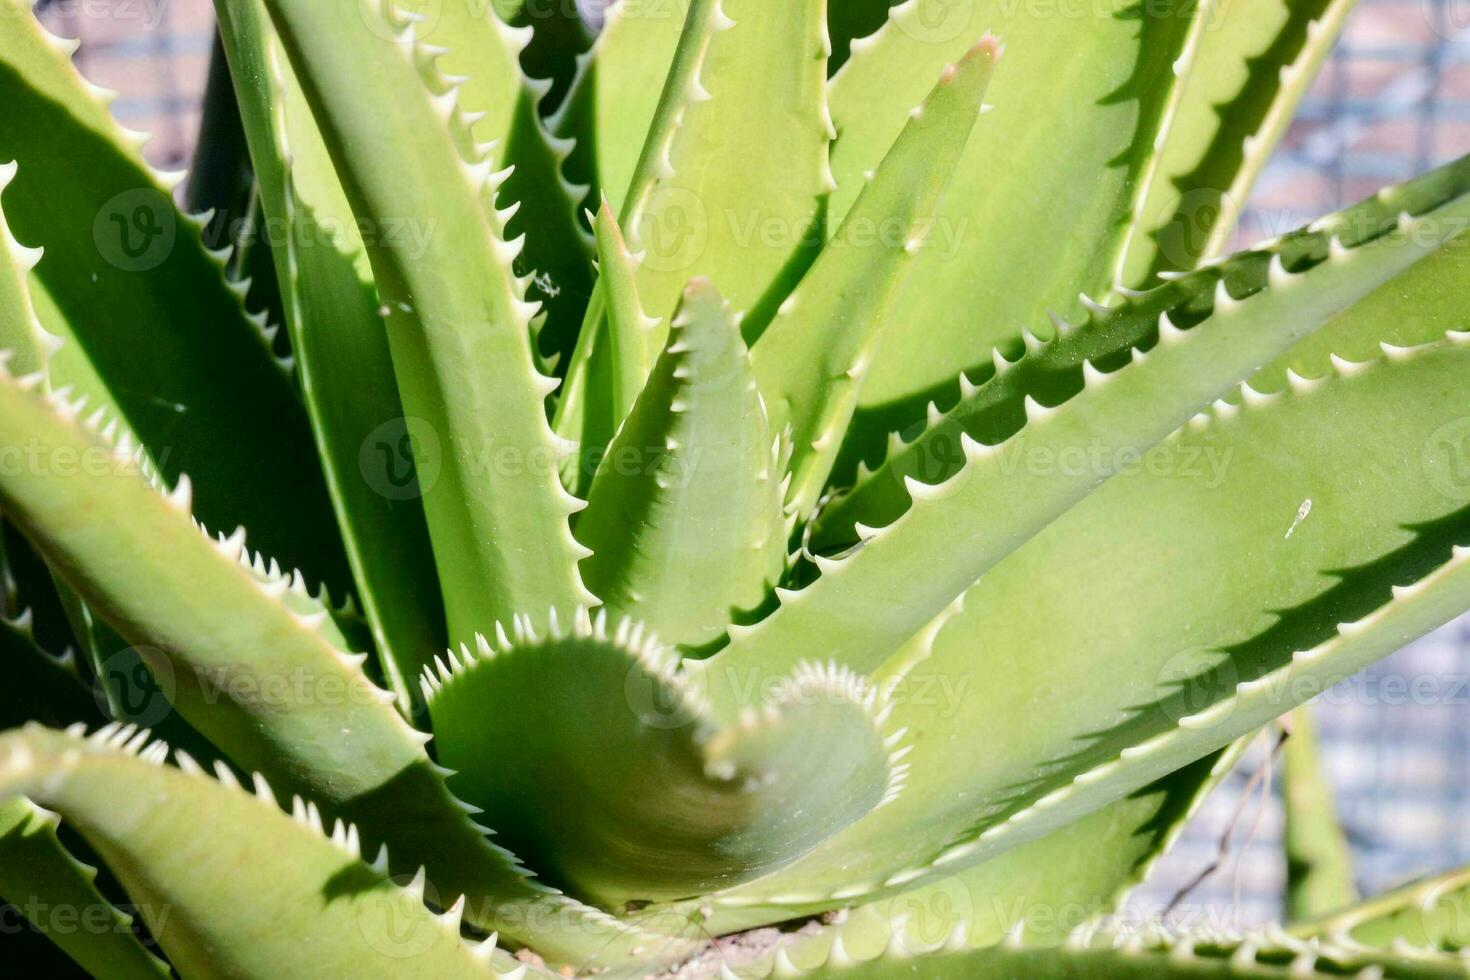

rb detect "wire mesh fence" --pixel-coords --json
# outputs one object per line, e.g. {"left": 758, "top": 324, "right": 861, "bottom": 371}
{"left": 29, "top": 0, "right": 1470, "bottom": 929}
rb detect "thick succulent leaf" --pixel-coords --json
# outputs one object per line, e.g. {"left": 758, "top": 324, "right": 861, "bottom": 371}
{"left": 552, "top": 0, "right": 731, "bottom": 487}
{"left": 1296, "top": 865, "right": 1470, "bottom": 953}
{"left": 0, "top": 1, "right": 348, "bottom": 590}
{"left": 813, "top": 154, "right": 1470, "bottom": 553}
{"left": 711, "top": 335, "right": 1470, "bottom": 911}
{"left": 692, "top": 743, "right": 1241, "bottom": 949}
{"left": 825, "top": 0, "right": 1196, "bottom": 411}
{"left": 551, "top": 0, "right": 690, "bottom": 215}
{"left": 414, "top": 0, "right": 595, "bottom": 366}
{"left": 596, "top": 199, "right": 663, "bottom": 417}
{"left": 714, "top": 915, "right": 1470, "bottom": 978}
{"left": 704, "top": 188, "right": 1470, "bottom": 695}
{"left": 212, "top": 0, "right": 446, "bottom": 713}
{"left": 1123, "top": 0, "right": 1357, "bottom": 281}
{"left": 555, "top": 0, "right": 835, "bottom": 486}
{"left": 577, "top": 280, "right": 783, "bottom": 649}
{"left": 0, "top": 362, "right": 665, "bottom": 969}
{"left": 1283, "top": 706, "right": 1358, "bottom": 922}
{"left": 425, "top": 615, "right": 900, "bottom": 907}
{"left": 828, "top": 0, "right": 1352, "bottom": 478}
{"left": 260, "top": 0, "right": 595, "bottom": 640}
{"left": 551, "top": 200, "right": 661, "bottom": 482}
{"left": 0, "top": 797, "right": 170, "bottom": 980}
{"left": 621, "top": 0, "right": 832, "bottom": 335}
{"left": 751, "top": 37, "right": 995, "bottom": 521}
{"left": 0, "top": 726, "right": 547, "bottom": 980}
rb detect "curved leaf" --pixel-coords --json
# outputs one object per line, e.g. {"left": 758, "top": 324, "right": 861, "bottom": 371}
{"left": 212, "top": 0, "right": 446, "bottom": 713}
{"left": 0, "top": 725, "right": 546, "bottom": 980}
{"left": 0, "top": 796, "right": 170, "bottom": 980}
{"left": 704, "top": 187, "right": 1470, "bottom": 695}
{"left": 0, "top": 0, "right": 349, "bottom": 591}
{"left": 261, "top": 0, "right": 595, "bottom": 641}
{"left": 426, "top": 614, "right": 899, "bottom": 907}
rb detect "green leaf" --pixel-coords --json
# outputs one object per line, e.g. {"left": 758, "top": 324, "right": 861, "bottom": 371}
{"left": 0, "top": 358, "right": 668, "bottom": 969}
{"left": 260, "top": 0, "right": 595, "bottom": 641}
{"left": 827, "top": 0, "right": 1352, "bottom": 482}
{"left": 577, "top": 279, "right": 783, "bottom": 649}
{"left": 0, "top": 796, "right": 170, "bottom": 980}
{"left": 414, "top": 0, "right": 596, "bottom": 367}
{"left": 704, "top": 184, "right": 1470, "bottom": 696}
{"left": 552, "top": 0, "right": 732, "bottom": 490}
{"left": 711, "top": 334, "right": 1470, "bottom": 912}
{"left": 1283, "top": 705, "right": 1357, "bottom": 923}
{"left": 1122, "top": 0, "right": 1357, "bottom": 281}
{"left": 0, "top": 725, "right": 550, "bottom": 980}
{"left": 1295, "top": 864, "right": 1470, "bottom": 952}
{"left": 212, "top": 0, "right": 447, "bottom": 714}
{"left": 550, "top": 200, "right": 661, "bottom": 476}
{"left": 426, "top": 615, "right": 899, "bottom": 907}
{"left": 714, "top": 913, "right": 1470, "bottom": 977}
{"left": 621, "top": 0, "right": 832, "bottom": 335}
{"left": 825, "top": 0, "right": 1196, "bottom": 418}
{"left": 812, "top": 154, "right": 1470, "bottom": 555}
{"left": 0, "top": 0, "right": 349, "bottom": 591}
{"left": 556, "top": 0, "right": 835, "bottom": 486}
{"left": 751, "top": 37, "right": 996, "bottom": 521}
{"left": 550, "top": 0, "right": 690, "bottom": 215}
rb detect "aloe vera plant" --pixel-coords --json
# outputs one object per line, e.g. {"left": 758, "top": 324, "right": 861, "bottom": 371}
{"left": 4, "top": 0, "right": 1470, "bottom": 975}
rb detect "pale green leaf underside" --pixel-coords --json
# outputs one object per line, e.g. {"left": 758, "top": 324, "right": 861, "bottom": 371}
{"left": 426, "top": 618, "right": 894, "bottom": 907}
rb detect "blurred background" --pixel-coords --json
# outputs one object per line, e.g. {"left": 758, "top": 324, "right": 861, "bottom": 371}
{"left": 29, "top": 0, "right": 1470, "bottom": 930}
